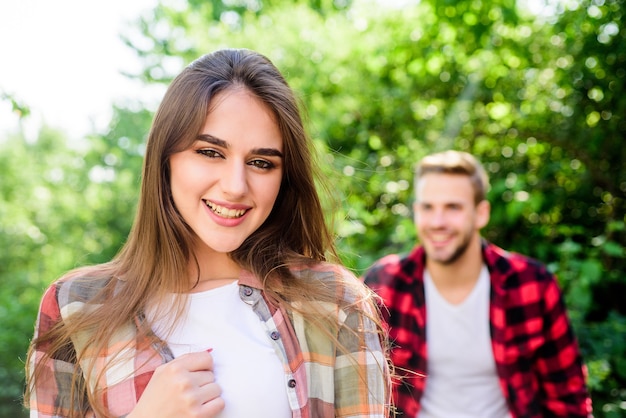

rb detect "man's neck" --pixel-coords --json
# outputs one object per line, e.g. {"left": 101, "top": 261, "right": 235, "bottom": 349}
{"left": 425, "top": 239, "right": 484, "bottom": 305}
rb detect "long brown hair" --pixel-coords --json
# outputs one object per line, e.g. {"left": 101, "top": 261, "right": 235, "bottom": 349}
{"left": 25, "top": 48, "right": 390, "bottom": 416}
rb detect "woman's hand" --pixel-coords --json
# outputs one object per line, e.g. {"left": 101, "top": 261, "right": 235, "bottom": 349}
{"left": 128, "top": 350, "right": 224, "bottom": 417}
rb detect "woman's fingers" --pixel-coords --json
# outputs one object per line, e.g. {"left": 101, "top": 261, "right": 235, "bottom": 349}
{"left": 169, "top": 349, "right": 215, "bottom": 373}
{"left": 130, "top": 349, "right": 224, "bottom": 417}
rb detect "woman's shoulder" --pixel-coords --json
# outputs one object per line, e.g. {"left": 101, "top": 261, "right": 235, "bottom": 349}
{"left": 289, "top": 261, "right": 357, "bottom": 282}
{"left": 48, "top": 267, "right": 118, "bottom": 308}
{"left": 289, "top": 262, "right": 369, "bottom": 302}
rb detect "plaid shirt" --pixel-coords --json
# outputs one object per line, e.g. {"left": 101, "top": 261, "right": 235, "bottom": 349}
{"left": 29, "top": 264, "right": 389, "bottom": 418}
{"left": 363, "top": 241, "right": 592, "bottom": 418}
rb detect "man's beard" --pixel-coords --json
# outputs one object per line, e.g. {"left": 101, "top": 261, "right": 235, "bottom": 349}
{"left": 431, "top": 230, "right": 473, "bottom": 266}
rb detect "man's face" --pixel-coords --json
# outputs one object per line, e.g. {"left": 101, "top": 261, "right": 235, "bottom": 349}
{"left": 413, "top": 173, "right": 489, "bottom": 266}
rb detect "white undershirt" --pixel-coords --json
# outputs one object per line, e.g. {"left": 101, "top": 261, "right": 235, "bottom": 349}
{"left": 148, "top": 281, "right": 291, "bottom": 418}
{"left": 418, "top": 266, "right": 511, "bottom": 418}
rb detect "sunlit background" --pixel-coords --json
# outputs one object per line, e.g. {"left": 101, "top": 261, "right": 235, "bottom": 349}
{"left": 0, "top": 0, "right": 623, "bottom": 416}
{"left": 0, "top": 0, "right": 161, "bottom": 140}
{"left": 0, "top": 0, "right": 560, "bottom": 141}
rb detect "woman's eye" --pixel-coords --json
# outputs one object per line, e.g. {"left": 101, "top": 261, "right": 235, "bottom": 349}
{"left": 197, "top": 149, "right": 222, "bottom": 158}
{"left": 249, "top": 159, "right": 274, "bottom": 169}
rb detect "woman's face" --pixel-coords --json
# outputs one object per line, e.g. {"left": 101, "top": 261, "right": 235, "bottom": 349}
{"left": 169, "top": 88, "right": 284, "bottom": 255}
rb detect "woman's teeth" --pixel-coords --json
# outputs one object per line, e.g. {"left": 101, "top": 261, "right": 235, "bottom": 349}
{"left": 206, "top": 201, "right": 246, "bottom": 219}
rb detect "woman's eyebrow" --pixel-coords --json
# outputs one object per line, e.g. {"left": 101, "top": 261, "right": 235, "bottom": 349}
{"left": 197, "top": 134, "right": 227, "bottom": 148}
{"left": 197, "top": 134, "right": 284, "bottom": 158}
{"left": 254, "top": 148, "right": 284, "bottom": 158}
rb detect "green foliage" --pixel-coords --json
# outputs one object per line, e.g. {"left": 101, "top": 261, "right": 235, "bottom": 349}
{"left": 0, "top": 106, "right": 152, "bottom": 416}
{"left": 0, "top": 129, "right": 73, "bottom": 416}
{"left": 2, "top": 0, "right": 624, "bottom": 416}
{"left": 0, "top": 91, "right": 30, "bottom": 119}
{"left": 116, "top": 0, "right": 626, "bottom": 414}
{"left": 577, "top": 311, "right": 626, "bottom": 418}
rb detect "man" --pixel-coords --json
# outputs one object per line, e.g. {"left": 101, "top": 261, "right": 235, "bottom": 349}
{"left": 363, "top": 150, "right": 592, "bottom": 417}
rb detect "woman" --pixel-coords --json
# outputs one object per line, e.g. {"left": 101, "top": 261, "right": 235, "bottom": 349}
{"left": 25, "top": 48, "right": 391, "bottom": 417}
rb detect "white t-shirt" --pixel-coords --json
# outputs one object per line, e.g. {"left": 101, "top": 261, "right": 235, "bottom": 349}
{"left": 418, "top": 266, "right": 511, "bottom": 418}
{"left": 148, "top": 281, "right": 291, "bottom": 418}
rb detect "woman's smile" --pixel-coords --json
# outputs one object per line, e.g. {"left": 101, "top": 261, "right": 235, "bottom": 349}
{"left": 204, "top": 200, "right": 249, "bottom": 219}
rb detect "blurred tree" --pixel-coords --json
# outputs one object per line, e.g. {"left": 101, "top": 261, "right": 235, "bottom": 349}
{"left": 122, "top": 0, "right": 625, "bottom": 414}
{"left": 2, "top": 0, "right": 624, "bottom": 416}
{"left": 0, "top": 91, "right": 30, "bottom": 119}
{"left": 0, "top": 105, "right": 151, "bottom": 416}
{"left": 0, "top": 127, "right": 88, "bottom": 416}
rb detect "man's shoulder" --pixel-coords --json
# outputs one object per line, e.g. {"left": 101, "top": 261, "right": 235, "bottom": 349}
{"left": 484, "top": 241, "right": 555, "bottom": 286}
{"left": 363, "top": 247, "right": 424, "bottom": 287}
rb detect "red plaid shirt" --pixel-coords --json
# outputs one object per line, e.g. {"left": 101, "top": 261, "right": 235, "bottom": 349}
{"left": 363, "top": 241, "right": 592, "bottom": 418}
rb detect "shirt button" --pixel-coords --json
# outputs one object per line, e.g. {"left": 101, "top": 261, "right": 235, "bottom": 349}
{"left": 270, "top": 331, "right": 280, "bottom": 340}
{"left": 243, "top": 286, "right": 253, "bottom": 296}
{"left": 288, "top": 379, "right": 297, "bottom": 388}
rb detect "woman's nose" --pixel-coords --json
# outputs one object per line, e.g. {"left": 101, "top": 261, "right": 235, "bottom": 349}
{"left": 221, "top": 162, "right": 248, "bottom": 197}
